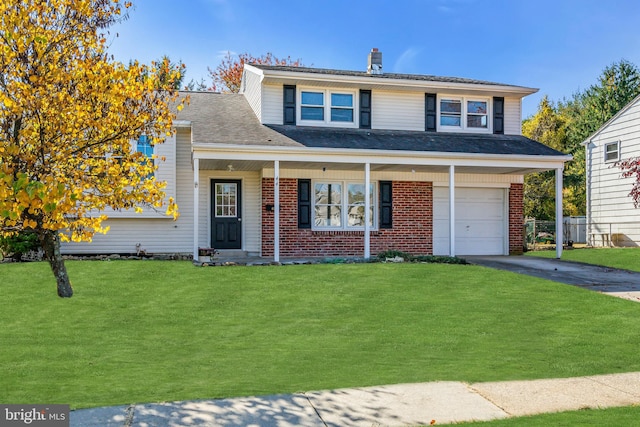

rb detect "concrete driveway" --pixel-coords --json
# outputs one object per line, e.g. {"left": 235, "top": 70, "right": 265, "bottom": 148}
{"left": 466, "top": 255, "right": 640, "bottom": 302}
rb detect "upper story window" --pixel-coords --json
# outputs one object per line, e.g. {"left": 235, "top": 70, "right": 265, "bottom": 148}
{"left": 299, "top": 89, "right": 356, "bottom": 127}
{"left": 438, "top": 96, "right": 490, "bottom": 133}
{"left": 604, "top": 141, "right": 620, "bottom": 163}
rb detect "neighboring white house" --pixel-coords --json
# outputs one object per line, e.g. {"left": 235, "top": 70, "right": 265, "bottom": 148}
{"left": 62, "top": 49, "right": 571, "bottom": 260}
{"left": 584, "top": 93, "right": 640, "bottom": 247}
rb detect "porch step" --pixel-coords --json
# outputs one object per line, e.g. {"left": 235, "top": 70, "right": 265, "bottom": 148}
{"left": 216, "top": 250, "right": 249, "bottom": 258}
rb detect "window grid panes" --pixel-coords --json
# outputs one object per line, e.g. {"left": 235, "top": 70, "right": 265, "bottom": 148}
{"left": 467, "top": 100, "right": 488, "bottom": 128}
{"left": 215, "top": 183, "right": 237, "bottom": 217}
{"left": 330, "top": 93, "right": 354, "bottom": 122}
{"left": 314, "top": 183, "right": 342, "bottom": 227}
{"left": 347, "top": 183, "right": 374, "bottom": 227}
{"left": 313, "top": 182, "right": 375, "bottom": 229}
{"left": 440, "top": 99, "right": 462, "bottom": 127}
{"left": 605, "top": 142, "right": 619, "bottom": 162}
{"left": 301, "top": 91, "right": 324, "bottom": 121}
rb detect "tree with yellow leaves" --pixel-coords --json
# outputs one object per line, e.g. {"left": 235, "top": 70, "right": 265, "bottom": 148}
{"left": 0, "top": 0, "right": 185, "bottom": 297}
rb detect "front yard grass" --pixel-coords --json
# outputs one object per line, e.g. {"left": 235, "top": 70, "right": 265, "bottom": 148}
{"left": 526, "top": 247, "right": 640, "bottom": 271}
{"left": 2, "top": 261, "right": 640, "bottom": 409}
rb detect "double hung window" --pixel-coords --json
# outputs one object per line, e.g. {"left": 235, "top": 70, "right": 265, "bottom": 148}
{"left": 439, "top": 96, "right": 490, "bottom": 132}
{"left": 313, "top": 182, "right": 375, "bottom": 229}
{"left": 604, "top": 141, "right": 620, "bottom": 163}
{"left": 299, "top": 89, "right": 355, "bottom": 126}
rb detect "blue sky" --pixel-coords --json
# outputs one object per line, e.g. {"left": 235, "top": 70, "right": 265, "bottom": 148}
{"left": 108, "top": 0, "right": 640, "bottom": 119}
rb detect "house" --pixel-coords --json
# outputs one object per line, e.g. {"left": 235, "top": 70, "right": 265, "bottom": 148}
{"left": 62, "top": 49, "right": 571, "bottom": 260}
{"left": 584, "top": 93, "right": 640, "bottom": 247}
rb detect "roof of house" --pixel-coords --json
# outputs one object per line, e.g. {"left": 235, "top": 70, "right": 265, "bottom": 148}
{"left": 249, "top": 64, "right": 531, "bottom": 89}
{"left": 177, "top": 92, "right": 565, "bottom": 157}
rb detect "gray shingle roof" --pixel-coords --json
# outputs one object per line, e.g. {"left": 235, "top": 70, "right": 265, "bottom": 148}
{"left": 250, "top": 64, "right": 531, "bottom": 90}
{"left": 265, "top": 125, "right": 565, "bottom": 156}
{"left": 177, "top": 91, "right": 565, "bottom": 157}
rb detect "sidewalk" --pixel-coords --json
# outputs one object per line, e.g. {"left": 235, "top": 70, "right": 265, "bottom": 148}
{"left": 70, "top": 372, "right": 640, "bottom": 426}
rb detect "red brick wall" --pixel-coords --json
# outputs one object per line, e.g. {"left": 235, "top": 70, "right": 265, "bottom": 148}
{"left": 262, "top": 179, "right": 433, "bottom": 257}
{"left": 509, "top": 183, "right": 524, "bottom": 255}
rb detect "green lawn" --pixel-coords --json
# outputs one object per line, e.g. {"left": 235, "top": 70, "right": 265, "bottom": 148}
{"left": 460, "top": 405, "right": 640, "bottom": 426}
{"left": 2, "top": 261, "right": 640, "bottom": 409}
{"left": 526, "top": 247, "right": 640, "bottom": 271}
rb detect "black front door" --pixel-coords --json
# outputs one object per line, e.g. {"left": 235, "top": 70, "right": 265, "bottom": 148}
{"left": 211, "top": 180, "right": 242, "bottom": 249}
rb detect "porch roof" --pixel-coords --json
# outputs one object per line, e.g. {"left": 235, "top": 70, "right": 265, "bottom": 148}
{"left": 178, "top": 92, "right": 567, "bottom": 160}
{"left": 264, "top": 125, "right": 565, "bottom": 157}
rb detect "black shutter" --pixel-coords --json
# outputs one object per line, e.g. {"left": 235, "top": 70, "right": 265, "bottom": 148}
{"left": 298, "top": 179, "right": 311, "bottom": 229}
{"left": 360, "top": 89, "right": 371, "bottom": 129}
{"left": 379, "top": 181, "right": 392, "bottom": 229}
{"left": 283, "top": 85, "right": 296, "bottom": 125}
{"left": 493, "top": 97, "right": 504, "bottom": 134}
{"left": 425, "top": 93, "right": 437, "bottom": 132}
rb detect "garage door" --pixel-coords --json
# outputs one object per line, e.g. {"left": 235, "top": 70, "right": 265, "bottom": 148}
{"left": 433, "top": 187, "right": 507, "bottom": 256}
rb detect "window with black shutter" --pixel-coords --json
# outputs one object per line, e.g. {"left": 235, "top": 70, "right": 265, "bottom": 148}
{"left": 425, "top": 93, "right": 437, "bottom": 132}
{"left": 493, "top": 97, "right": 504, "bottom": 134}
{"left": 360, "top": 89, "right": 371, "bottom": 129}
{"left": 283, "top": 85, "right": 296, "bottom": 125}
{"left": 379, "top": 181, "right": 392, "bottom": 228}
{"left": 297, "top": 179, "right": 311, "bottom": 228}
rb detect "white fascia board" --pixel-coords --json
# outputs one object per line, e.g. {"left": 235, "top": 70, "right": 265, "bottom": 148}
{"left": 581, "top": 93, "right": 640, "bottom": 145}
{"left": 191, "top": 142, "right": 571, "bottom": 169}
{"left": 258, "top": 68, "right": 538, "bottom": 98}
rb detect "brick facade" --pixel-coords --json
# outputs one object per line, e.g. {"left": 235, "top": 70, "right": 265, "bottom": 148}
{"left": 509, "top": 183, "right": 524, "bottom": 255}
{"left": 262, "top": 179, "right": 432, "bottom": 257}
{"left": 261, "top": 178, "right": 524, "bottom": 257}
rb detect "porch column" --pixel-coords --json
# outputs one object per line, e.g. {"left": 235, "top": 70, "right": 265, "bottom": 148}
{"left": 449, "top": 165, "right": 455, "bottom": 257}
{"left": 364, "top": 162, "right": 371, "bottom": 259}
{"left": 556, "top": 166, "right": 564, "bottom": 259}
{"left": 274, "top": 160, "right": 280, "bottom": 263}
{"left": 193, "top": 157, "right": 199, "bottom": 262}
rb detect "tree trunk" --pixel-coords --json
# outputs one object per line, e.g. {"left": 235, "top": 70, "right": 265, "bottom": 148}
{"left": 40, "top": 231, "right": 73, "bottom": 298}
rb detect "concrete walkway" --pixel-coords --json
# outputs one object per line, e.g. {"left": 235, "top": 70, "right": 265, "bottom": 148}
{"left": 70, "top": 372, "right": 640, "bottom": 426}
{"left": 466, "top": 255, "right": 640, "bottom": 302}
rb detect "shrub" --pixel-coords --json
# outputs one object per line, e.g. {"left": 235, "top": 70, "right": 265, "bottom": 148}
{"left": 376, "top": 250, "right": 468, "bottom": 265}
{"left": 0, "top": 232, "right": 41, "bottom": 261}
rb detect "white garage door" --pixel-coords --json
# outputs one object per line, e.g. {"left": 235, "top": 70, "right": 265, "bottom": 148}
{"left": 433, "top": 187, "right": 507, "bottom": 256}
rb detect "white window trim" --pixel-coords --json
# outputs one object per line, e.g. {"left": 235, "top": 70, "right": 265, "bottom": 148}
{"left": 437, "top": 95, "right": 492, "bottom": 133}
{"left": 604, "top": 141, "right": 620, "bottom": 163}
{"left": 298, "top": 88, "right": 358, "bottom": 128}
{"left": 311, "top": 180, "right": 377, "bottom": 230}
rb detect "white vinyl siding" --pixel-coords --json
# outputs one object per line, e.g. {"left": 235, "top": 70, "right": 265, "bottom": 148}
{"left": 261, "top": 84, "right": 282, "bottom": 124}
{"left": 61, "top": 127, "right": 194, "bottom": 254}
{"left": 242, "top": 67, "right": 263, "bottom": 122}
{"left": 504, "top": 97, "right": 522, "bottom": 135}
{"left": 371, "top": 90, "right": 424, "bottom": 131}
{"left": 588, "top": 96, "right": 640, "bottom": 246}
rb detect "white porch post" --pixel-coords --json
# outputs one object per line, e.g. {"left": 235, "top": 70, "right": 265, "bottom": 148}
{"left": 364, "top": 162, "right": 371, "bottom": 259}
{"left": 449, "top": 165, "right": 456, "bottom": 257}
{"left": 274, "top": 160, "right": 280, "bottom": 263}
{"left": 556, "top": 166, "right": 564, "bottom": 259}
{"left": 193, "top": 157, "right": 199, "bottom": 262}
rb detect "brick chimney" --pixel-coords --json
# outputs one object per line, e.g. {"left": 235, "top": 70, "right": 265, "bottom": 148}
{"left": 367, "top": 48, "right": 382, "bottom": 74}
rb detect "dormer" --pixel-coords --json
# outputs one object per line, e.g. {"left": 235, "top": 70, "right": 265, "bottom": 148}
{"left": 240, "top": 50, "right": 537, "bottom": 136}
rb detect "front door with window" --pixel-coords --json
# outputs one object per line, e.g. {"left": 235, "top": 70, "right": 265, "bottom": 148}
{"left": 211, "top": 180, "right": 242, "bottom": 249}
